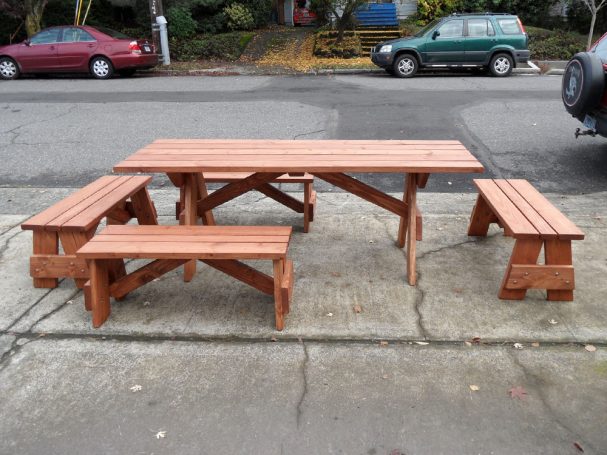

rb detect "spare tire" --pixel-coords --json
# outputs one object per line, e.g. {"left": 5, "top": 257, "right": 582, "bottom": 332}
{"left": 562, "top": 52, "right": 605, "bottom": 120}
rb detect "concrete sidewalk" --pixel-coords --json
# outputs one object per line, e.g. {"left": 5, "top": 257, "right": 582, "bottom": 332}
{"left": 0, "top": 187, "right": 605, "bottom": 454}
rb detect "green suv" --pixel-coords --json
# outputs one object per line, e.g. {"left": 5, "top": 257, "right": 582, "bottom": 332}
{"left": 371, "top": 13, "right": 529, "bottom": 78}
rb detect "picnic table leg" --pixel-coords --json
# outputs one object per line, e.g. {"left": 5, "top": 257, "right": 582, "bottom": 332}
{"left": 195, "top": 173, "right": 216, "bottom": 225}
{"left": 545, "top": 239, "right": 574, "bottom": 301}
{"left": 406, "top": 173, "right": 418, "bottom": 285}
{"left": 87, "top": 259, "right": 111, "bottom": 328}
{"left": 183, "top": 173, "right": 199, "bottom": 282}
{"left": 32, "top": 231, "right": 59, "bottom": 288}
{"left": 397, "top": 174, "right": 411, "bottom": 248}
{"left": 303, "top": 181, "right": 312, "bottom": 233}
{"left": 498, "top": 239, "right": 543, "bottom": 300}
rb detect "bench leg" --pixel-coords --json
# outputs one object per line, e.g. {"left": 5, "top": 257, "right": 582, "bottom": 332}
{"left": 545, "top": 240, "right": 574, "bottom": 301}
{"left": 196, "top": 173, "right": 216, "bottom": 226}
{"left": 273, "top": 259, "right": 286, "bottom": 331}
{"left": 32, "top": 231, "right": 59, "bottom": 288}
{"left": 397, "top": 174, "right": 411, "bottom": 248}
{"left": 499, "top": 239, "right": 543, "bottom": 300}
{"left": 468, "top": 194, "right": 497, "bottom": 237}
{"left": 183, "top": 174, "right": 198, "bottom": 282}
{"left": 59, "top": 232, "right": 91, "bottom": 289}
{"left": 87, "top": 259, "right": 111, "bottom": 328}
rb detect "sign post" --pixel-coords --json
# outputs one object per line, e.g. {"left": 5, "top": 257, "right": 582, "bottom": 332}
{"left": 148, "top": 0, "right": 164, "bottom": 53}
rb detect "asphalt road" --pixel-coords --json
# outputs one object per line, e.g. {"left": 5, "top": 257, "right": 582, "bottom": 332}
{"left": 1, "top": 73, "right": 606, "bottom": 194}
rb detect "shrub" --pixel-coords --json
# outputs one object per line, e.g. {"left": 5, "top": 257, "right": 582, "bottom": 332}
{"left": 167, "top": 6, "right": 197, "bottom": 39}
{"left": 170, "top": 31, "right": 254, "bottom": 61}
{"left": 224, "top": 3, "right": 254, "bottom": 31}
{"left": 416, "top": 0, "right": 459, "bottom": 23}
{"left": 227, "top": 0, "right": 272, "bottom": 28}
{"left": 527, "top": 27, "right": 586, "bottom": 61}
{"left": 314, "top": 35, "right": 361, "bottom": 58}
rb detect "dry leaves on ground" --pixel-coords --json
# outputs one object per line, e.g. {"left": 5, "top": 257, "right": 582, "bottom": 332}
{"left": 585, "top": 345, "right": 597, "bottom": 352}
{"left": 469, "top": 385, "right": 480, "bottom": 391}
{"left": 508, "top": 386, "right": 528, "bottom": 400}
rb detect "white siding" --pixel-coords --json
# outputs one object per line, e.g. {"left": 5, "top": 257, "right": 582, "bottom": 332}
{"left": 395, "top": 0, "right": 417, "bottom": 19}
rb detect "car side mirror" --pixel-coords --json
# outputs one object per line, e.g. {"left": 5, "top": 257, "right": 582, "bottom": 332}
{"left": 24, "top": 40, "right": 31, "bottom": 46}
{"left": 432, "top": 30, "right": 440, "bottom": 40}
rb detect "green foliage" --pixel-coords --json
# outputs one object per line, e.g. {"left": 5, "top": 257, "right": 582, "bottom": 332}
{"left": 417, "top": 0, "right": 459, "bottom": 23}
{"left": 224, "top": 3, "right": 254, "bottom": 31}
{"left": 527, "top": 26, "right": 586, "bottom": 60}
{"left": 314, "top": 35, "right": 361, "bottom": 58}
{"left": 169, "top": 31, "right": 253, "bottom": 61}
{"left": 227, "top": 0, "right": 271, "bottom": 28}
{"left": 167, "top": 6, "right": 197, "bottom": 38}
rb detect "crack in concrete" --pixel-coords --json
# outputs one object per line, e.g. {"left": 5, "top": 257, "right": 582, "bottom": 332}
{"left": 1, "top": 104, "right": 78, "bottom": 142}
{"left": 413, "top": 270, "right": 428, "bottom": 341}
{"left": 28, "top": 288, "right": 82, "bottom": 333}
{"left": 0, "top": 228, "right": 24, "bottom": 262}
{"left": 296, "top": 340, "right": 309, "bottom": 429}
{"left": 293, "top": 129, "right": 326, "bottom": 140}
{"left": 507, "top": 350, "right": 599, "bottom": 454}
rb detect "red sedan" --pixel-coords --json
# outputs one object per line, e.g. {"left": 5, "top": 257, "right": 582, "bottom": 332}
{"left": 0, "top": 25, "right": 158, "bottom": 80}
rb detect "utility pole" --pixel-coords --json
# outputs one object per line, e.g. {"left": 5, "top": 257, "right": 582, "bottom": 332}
{"left": 148, "top": 0, "right": 164, "bottom": 52}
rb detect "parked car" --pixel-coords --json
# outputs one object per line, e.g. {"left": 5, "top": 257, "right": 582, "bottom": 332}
{"left": 562, "top": 33, "right": 607, "bottom": 138}
{"left": 0, "top": 25, "right": 158, "bottom": 80}
{"left": 371, "top": 12, "right": 529, "bottom": 78}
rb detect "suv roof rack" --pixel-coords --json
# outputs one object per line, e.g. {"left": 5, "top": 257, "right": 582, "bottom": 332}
{"left": 450, "top": 12, "right": 514, "bottom": 16}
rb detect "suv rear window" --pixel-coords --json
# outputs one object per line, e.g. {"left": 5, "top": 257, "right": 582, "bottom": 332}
{"left": 497, "top": 18, "right": 522, "bottom": 35}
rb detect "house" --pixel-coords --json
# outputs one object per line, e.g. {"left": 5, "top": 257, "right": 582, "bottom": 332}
{"left": 276, "top": 0, "right": 418, "bottom": 26}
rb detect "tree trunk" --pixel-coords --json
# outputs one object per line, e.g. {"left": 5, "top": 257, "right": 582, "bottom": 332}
{"left": 24, "top": 0, "right": 47, "bottom": 38}
{"left": 588, "top": 10, "right": 597, "bottom": 50}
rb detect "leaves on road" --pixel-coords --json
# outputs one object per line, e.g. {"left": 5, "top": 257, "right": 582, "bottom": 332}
{"left": 353, "top": 305, "right": 362, "bottom": 314}
{"left": 585, "top": 345, "right": 597, "bottom": 352}
{"left": 129, "top": 384, "right": 142, "bottom": 392}
{"left": 509, "top": 386, "right": 528, "bottom": 400}
{"left": 155, "top": 431, "right": 166, "bottom": 439}
{"left": 469, "top": 385, "right": 480, "bottom": 391}
{"left": 513, "top": 343, "right": 524, "bottom": 350}
{"left": 573, "top": 441, "right": 584, "bottom": 452}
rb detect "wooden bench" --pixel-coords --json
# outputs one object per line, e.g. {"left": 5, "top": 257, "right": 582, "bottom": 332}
{"left": 76, "top": 225, "right": 294, "bottom": 330}
{"left": 21, "top": 176, "right": 157, "bottom": 289}
{"left": 175, "top": 172, "right": 317, "bottom": 233}
{"left": 468, "top": 179, "right": 585, "bottom": 301}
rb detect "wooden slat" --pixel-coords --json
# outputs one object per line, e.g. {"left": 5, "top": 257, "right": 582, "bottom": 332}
{"left": 152, "top": 139, "right": 464, "bottom": 145}
{"left": 77, "top": 242, "right": 289, "bottom": 259}
{"left": 255, "top": 183, "right": 305, "bottom": 213}
{"left": 115, "top": 160, "right": 484, "bottom": 173}
{"left": 99, "top": 224, "right": 292, "bottom": 236}
{"left": 31, "top": 231, "right": 59, "bottom": 288}
{"left": 92, "top": 234, "right": 291, "bottom": 243}
{"left": 494, "top": 180, "right": 557, "bottom": 238}
{"left": 61, "top": 176, "right": 152, "bottom": 232}
{"left": 141, "top": 148, "right": 471, "bottom": 155}
{"left": 21, "top": 176, "right": 119, "bottom": 230}
{"left": 507, "top": 180, "right": 585, "bottom": 240}
{"left": 473, "top": 180, "right": 539, "bottom": 239}
{"left": 126, "top": 153, "right": 479, "bottom": 161}
{"left": 203, "top": 172, "right": 314, "bottom": 183}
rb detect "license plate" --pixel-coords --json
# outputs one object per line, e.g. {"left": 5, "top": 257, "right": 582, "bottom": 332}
{"left": 143, "top": 45, "right": 151, "bottom": 52}
{"left": 583, "top": 114, "right": 597, "bottom": 130}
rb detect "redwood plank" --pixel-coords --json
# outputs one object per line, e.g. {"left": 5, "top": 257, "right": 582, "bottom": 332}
{"left": 256, "top": 183, "right": 305, "bottom": 213}
{"left": 273, "top": 259, "right": 285, "bottom": 331}
{"left": 303, "top": 181, "right": 312, "bottom": 233}
{"left": 30, "top": 255, "right": 88, "bottom": 279}
{"left": 92, "top": 234, "right": 291, "bottom": 243}
{"left": 110, "top": 259, "right": 188, "bottom": 299}
{"left": 203, "top": 172, "right": 314, "bottom": 183}
{"left": 468, "top": 194, "right": 499, "bottom": 237}
{"left": 100, "top": 225, "right": 292, "bottom": 236}
{"left": 183, "top": 173, "right": 198, "bottom": 282}
{"left": 32, "top": 231, "right": 59, "bottom": 288}
{"left": 473, "top": 180, "right": 539, "bottom": 239}
{"left": 202, "top": 259, "right": 274, "bottom": 295}
{"left": 130, "top": 187, "right": 158, "bottom": 226}
{"left": 545, "top": 239, "right": 575, "bottom": 301}
{"left": 397, "top": 174, "right": 410, "bottom": 248}
{"left": 505, "top": 264, "right": 574, "bottom": 290}
{"left": 88, "top": 259, "right": 111, "bottom": 328}
{"left": 314, "top": 172, "right": 407, "bottom": 217}
{"left": 508, "top": 180, "right": 585, "bottom": 240}
{"left": 406, "top": 174, "right": 418, "bottom": 285}
{"left": 498, "top": 239, "right": 543, "bottom": 300}
{"left": 195, "top": 173, "right": 216, "bottom": 226}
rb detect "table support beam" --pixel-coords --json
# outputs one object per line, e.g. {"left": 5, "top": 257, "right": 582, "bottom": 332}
{"left": 314, "top": 172, "right": 408, "bottom": 217}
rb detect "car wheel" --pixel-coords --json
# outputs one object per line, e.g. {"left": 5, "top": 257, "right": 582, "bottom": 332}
{"left": 0, "top": 57, "right": 20, "bottom": 80}
{"left": 119, "top": 69, "right": 136, "bottom": 77}
{"left": 393, "top": 54, "right": 418, "bottom": 78}
{"left": 562, "top": 52, "right": 605, "bottom": 120}
{"left": 489, "top": 53, "right": 513, "bottom": 77}
{"left": 90, "top": 56, "right": 114, "bottom": 79}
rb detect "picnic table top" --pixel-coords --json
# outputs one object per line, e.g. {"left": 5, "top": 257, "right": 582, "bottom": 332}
{"left": 113, "top": 139, "right": 485, "bottom": 174}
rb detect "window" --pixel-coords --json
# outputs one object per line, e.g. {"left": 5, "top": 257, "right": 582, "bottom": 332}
{"left": 62, "top": 28, "right": 95, "bottom": 42}
{"left": 437, "top": 20, "right": 464, "bottom": 38}
{"left": 468, "top": 19, "right": 495, "bottom": 37}
{"left": 30, "top": 29, "right": 61, "bottom": 45}
{"left": 94, "top": 26, "right": 130, "bottom": 39}
{"left": 497, "top": 18, "right": 522, "bottom": 35}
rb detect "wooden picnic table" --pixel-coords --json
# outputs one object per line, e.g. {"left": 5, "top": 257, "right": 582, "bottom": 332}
{"left": 113, "top": 139, "right": 484, "bottom": 285}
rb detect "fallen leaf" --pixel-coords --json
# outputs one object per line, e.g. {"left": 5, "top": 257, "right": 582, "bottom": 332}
{"left": 353, "top": 305, "right": 362, "bottom": 314}
{"left": 143, "top": 301, "right": 151, "bottom": 306}
{"left": 573, "top": 441, "right": 584, "bottom": 452}
{"left": 382, "top": 374, "right": 389, "bottom": 379}
{"left": 414, "top": 341, "right": 429, "bottom": 345}
{"left": 66, "top": 300, "right": 73, "bottom": 305}
{"left": 469, "top": 336, "right": 481, "bottom": 345}
{"left": 130, "top": 384, "right": 142, "bottom": 392}
{"left": 326, "top": 312, "right": 333, "bottom": 317}
{"left": 585, "top": 345, "right": 597, "bottom": 352}
{"left": 531, "top": 342, "right": 540, "bottom": 348}
{"left": 379, "top": 341, "right": 389, "bottom": 347}
{"left": 453, "top": 287, "right": 464, "bottom": 294}
{"left": 509, "top": 386, "right": 528, "bottom": 400}
{"left": 155, "top": 431, "right": 166, "bottom": 439}
{"left": 549, "top": 319, "right": 558, "bottom": 325}
{"left": 469, "top": 384, "right": 480, "bottom": 391}
{"left": 513, "top": 343, "right": 524, "bottom": 350}
{"left": 270, "top": 337, "right": 277, "bottom": 342}
{"left": 464, "top": 341, "right": 472, "bottom": 347}
{"left": 330, "top": 272, "right": 341, "bottom": 278}
{"left": 369, "top": 240, "right": 374, "bottom": 244}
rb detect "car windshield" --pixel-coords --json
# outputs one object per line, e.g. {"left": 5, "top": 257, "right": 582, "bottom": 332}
{"left": 93, "top": 26, "right": 131, "bottom": 39}
{"left": 592, "top": 35, "right": 607, "bottom": 59}
{"left": 415, "top": 19, "right": 440, "bottom": 37}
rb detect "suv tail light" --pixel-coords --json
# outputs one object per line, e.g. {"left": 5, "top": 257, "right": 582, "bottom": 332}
{"left": 517, "top": 17, "right": 526, "bottom": 34}
{"left": 129, "top": 41, "right": 142, "bottom": 54}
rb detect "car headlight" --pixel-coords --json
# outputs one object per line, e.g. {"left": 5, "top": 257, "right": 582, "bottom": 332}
{"left": 380, "top": 45, "right": 392, "bottom": 53}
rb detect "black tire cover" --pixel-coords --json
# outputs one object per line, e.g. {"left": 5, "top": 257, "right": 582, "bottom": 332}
{"left": 562, "top": 52, "right": 605, "bottom": 120}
